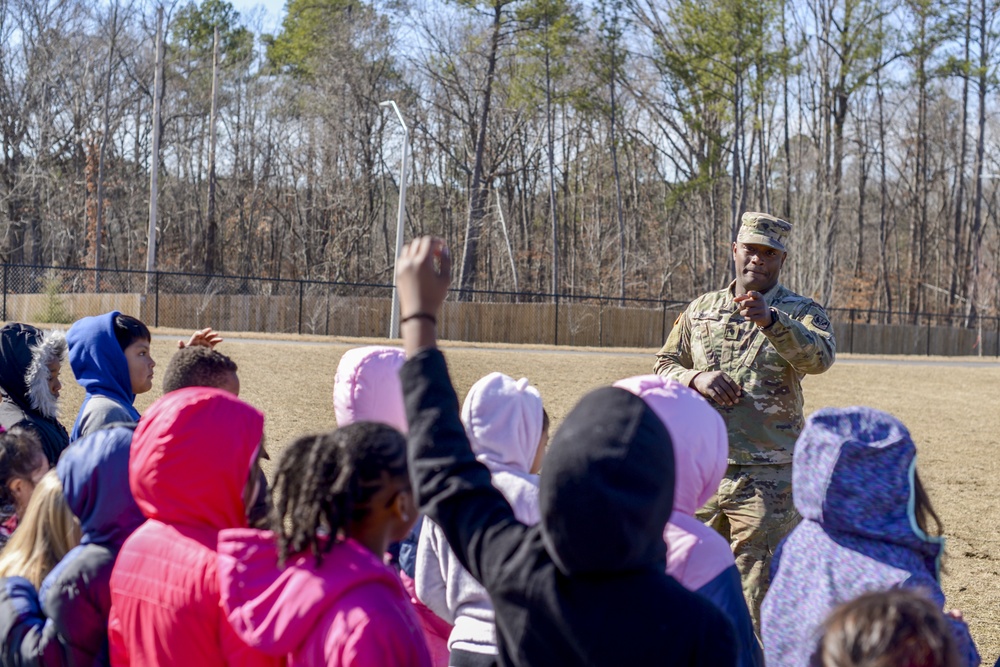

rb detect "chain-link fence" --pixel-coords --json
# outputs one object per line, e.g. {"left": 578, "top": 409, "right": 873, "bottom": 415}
{"left": 2, "top": 263, "right": 997, "bottom": 355}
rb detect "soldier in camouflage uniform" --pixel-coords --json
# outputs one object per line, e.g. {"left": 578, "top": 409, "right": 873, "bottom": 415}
{"left": 654, "top": 212, "right": 835, "bottom": 631}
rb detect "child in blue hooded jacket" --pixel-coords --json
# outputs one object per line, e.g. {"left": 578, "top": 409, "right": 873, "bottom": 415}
{"left": 67, "top": 312, "right": 152, "bottom": 440}
{"left": 67, "top": 312, "right": 221, "bottom": 441}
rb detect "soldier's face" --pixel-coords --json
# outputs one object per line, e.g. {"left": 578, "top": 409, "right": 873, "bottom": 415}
{"left": 733, "top": 242, "right": 786, "bottom": 293}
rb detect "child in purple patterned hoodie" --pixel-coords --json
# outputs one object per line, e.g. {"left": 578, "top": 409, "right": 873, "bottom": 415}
{"left": 761, "top": 406, "right": 979, "bottom": 667}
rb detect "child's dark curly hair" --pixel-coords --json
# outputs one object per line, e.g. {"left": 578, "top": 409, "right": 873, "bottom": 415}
{"left": 270, "top": 422, "right": 409, "bottom": 567}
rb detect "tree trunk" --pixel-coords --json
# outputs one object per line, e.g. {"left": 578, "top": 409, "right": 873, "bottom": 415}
{"left": 854, "top": 112, "right": 868, "bottom": 280}
{"left": 95, "top": 1, "right": 120, "bottom": 284}
{"left": 545, "top": 50, "right": 559, "bottom": 298}
{"left": 908, "top": 12, "right": 929, "bottom": 321}
{"left": 876, "top": 62, "right": 893, "bottom": 320}
{"left": 457, "top": 1, "right": 505, "bottom": 299}
{"left": 730, "top": 71, "right": 742, "bottom": 248}
{"left": 608, "top": 33, "right": 626, "bottom": 304}
{"left": 781, "top": 0, "right": 792, "bottom": 220}
{"left": 205, "top": 27, "right": 220, "bottom": 274}
{"left": 950, "top": 0, "right": 971, "bottom": 313}
{"left": 966, "top": 0, "right": 987, "bottom": 319}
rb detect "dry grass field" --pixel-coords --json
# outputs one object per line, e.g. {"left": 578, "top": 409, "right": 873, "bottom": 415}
{"left": 54, "top": 330, "right": 1000, "bottom": 660}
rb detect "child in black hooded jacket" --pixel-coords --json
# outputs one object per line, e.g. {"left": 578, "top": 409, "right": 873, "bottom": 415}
{"left": 395, "top": 236, "right": 737, "bottom": 667}
{"left": 0, "top": 323, "right": 68, "bottom": 465}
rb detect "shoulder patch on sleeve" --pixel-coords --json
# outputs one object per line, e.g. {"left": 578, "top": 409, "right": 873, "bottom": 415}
{"left": 812, "top": 314, "right": 830, "bottom": 331}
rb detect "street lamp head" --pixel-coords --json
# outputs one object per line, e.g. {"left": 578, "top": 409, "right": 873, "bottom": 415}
{"left": 378, "top": 100, "right": 408, "bottom": 136}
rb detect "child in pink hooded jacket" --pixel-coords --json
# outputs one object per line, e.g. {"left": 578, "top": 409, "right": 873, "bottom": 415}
{"left": 615, "top": 375, "right": 763, "bottom": 667}
{"left": 332, "top": 346, "right": 409, "bottom": 434}
{"left": 217, "top": 423, "right": 431, "bottom": 667}
{"left": 333, "top": 346, "right": 451, "bottom": 665}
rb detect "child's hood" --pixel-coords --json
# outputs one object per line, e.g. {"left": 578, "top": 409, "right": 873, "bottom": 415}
{"left": 614, "top": 375, "right": 727, "bottom": 516}
{"left": 58, "top": 425, "right": 144, "bottom": 550}
{"left": 218, "top": 529, "right": 407, "bottom": 656}
{"left": 0, "top": 323, "right": 66, "bottom": 420}
{"left": 333, "top": 346, "right": 408, "bottom": 433}
{"left": 130, "top": 387, "right": 263, "bottom": 530}
{"left": 462, "top": 372, "right": 543, "bottom": 477}
{"left": 539, "top": 386, "right": 674, "bottom": 576}
{"left": 793, "top": 407, "right": 943, "bottom": 560}
{"left": 66, "top": 311, "right": 134, "bottom": 407}
{"left": 663, "top": 513, "right": 736, "bottom": 590}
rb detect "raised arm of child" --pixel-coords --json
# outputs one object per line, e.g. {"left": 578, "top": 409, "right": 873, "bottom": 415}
{"left": 178, "top": 328, "right": 224, "bottom": 350}
{"left": 395, "top": 237, "right": 448, "bottom": 357}
{"left": 395, "top": 236, "right": 529, "bottom": 590}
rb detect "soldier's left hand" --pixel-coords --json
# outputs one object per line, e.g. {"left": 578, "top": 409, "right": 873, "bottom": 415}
{"left": 734, "top": 292, "right": 773, "bottom": 328}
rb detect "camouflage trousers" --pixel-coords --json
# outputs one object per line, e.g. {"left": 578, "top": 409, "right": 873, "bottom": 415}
{"left": 695, "top": 463, "right": 800, "bottom": 634}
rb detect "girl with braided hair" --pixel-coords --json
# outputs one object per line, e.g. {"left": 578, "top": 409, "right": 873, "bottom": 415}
{"left": 218, "top": 422, "right": 431, "bottom": 667}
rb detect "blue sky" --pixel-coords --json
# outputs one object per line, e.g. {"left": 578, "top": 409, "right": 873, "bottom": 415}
{"left": 228, "top": 0, "right": 286, "bottom": 31}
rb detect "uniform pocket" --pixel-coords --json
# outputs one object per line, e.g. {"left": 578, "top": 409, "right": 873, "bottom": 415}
{"left": 740, "top": 331, "right": 767, "bottom": 368}
{"left": 690, "top": 313, "right": 723, "bottom": 368}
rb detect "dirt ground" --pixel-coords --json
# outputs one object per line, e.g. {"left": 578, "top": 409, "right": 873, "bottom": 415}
{"left": 55, "top": 332, "right": 1000, "bottom": 660}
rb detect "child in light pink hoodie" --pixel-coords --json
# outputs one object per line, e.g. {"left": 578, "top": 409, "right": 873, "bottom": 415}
{"left": 614, "top": 374, "right": 763, "bottom": 667}
{"left": 217, "top": 424, "right": 430, "bottom": 666}
{"left": 333, "top": 346, "right": 409, "bottom": 433}
{"left": 333, "top": 345, "right": 451, "bottom": 665}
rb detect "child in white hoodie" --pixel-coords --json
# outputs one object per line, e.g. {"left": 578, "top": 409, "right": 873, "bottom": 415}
{"left": 415, "top": 372, "right": 547, "bottom": 667}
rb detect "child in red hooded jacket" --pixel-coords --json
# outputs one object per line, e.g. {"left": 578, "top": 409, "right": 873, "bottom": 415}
{"left": 107, "top": 387, "right": 278, "bottom": 667}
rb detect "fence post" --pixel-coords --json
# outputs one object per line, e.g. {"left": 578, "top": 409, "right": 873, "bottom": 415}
{"left": 599, "top": 301, "right": 604, "bottom": 347}
{"left": 325, "top": 284, "right": 331, "bottom": 337}
{"left": 925, "top": 315, "right": 931, "bottom": 356}
{"left": 2, "top": 264, "right": 7, "bottom": 321}
{"left": 849, "top": 309, "right": 855, "bottom": 354}
{"left": 661, "top": 301, "right": 668, "bottom": 348}
{"left": 298, "top": 281, "right": 304, "bottom": 335}
{"left": 154, "top": 272, "right": 160, "bottom": 327}
{"left": 553, "top": 294, "right": 559, "bottom": 346}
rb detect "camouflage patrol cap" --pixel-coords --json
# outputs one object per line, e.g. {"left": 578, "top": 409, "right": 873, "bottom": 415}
{"left": 737, "top": 212, "right": 792, "bottom": 252}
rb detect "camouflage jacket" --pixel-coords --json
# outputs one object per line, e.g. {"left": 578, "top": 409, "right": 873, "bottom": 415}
{"left": 654, "top": 282, "right": 836, "bottom": 465}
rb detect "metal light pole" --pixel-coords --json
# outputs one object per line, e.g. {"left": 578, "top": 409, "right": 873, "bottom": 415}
{"left": 380, "top": 100, "right": 410, "bottom": 339}
{"left": 145, "top": 6, "right": 164, "bottom": 294}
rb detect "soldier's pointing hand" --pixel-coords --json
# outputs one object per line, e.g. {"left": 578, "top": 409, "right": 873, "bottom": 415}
{"left": 734, "top": 291, "right": 774, "bottom": 328}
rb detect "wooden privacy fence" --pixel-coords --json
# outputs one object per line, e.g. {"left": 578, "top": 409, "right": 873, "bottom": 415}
{"left": 831, "top": 313, "right": 1000, "bottom": 357}
{"left": 5, "top": 290, "right": 1000, "bottom": 356}
{"left": 4, "top": 291, "right": 679, "bottom": 348}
